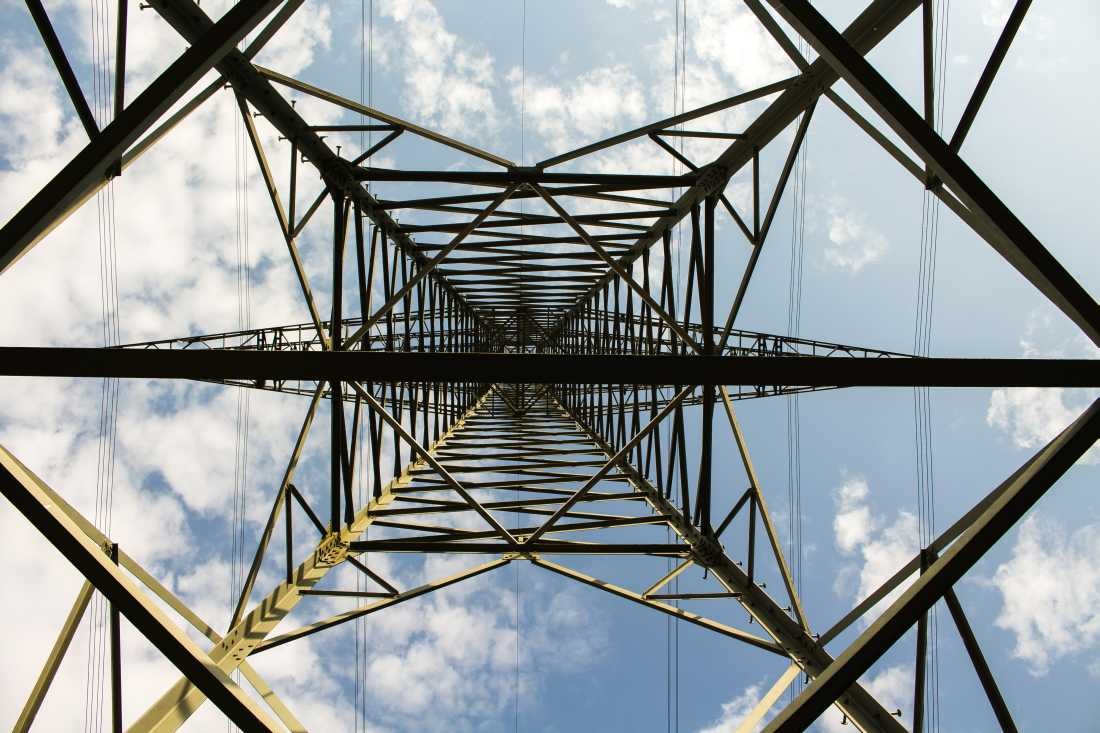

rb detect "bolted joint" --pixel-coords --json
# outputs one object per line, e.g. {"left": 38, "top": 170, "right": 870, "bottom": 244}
{"left": 316, "top": 532, "right": 349, "bottom": 567}
{"left": 695, "top": 164, "right": 730, "bottom": 197}
{"left": 505, "top": 165, "right": 541, "bottom": 183}
{"left": 690, "top": 535, "right": 726, "bottom": 568}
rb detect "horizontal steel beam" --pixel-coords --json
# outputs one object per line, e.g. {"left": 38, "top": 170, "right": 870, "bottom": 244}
{"left": 0, "top": 348, "right": 1095, "bottom": 387}
{"left": 349, "top": 541, "right": 688, "bottom": 555}
{"left": 352, "top": 167, "right": 699, "bottom": 188}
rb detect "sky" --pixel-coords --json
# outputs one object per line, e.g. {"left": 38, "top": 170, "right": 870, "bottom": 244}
{"left": 0, "top": 0, "right": 1099, "bottom": 731}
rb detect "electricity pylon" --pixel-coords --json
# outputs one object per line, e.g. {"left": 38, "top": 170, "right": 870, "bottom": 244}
{"left": 2, "top": 1, "right": 1097, "bottom": 731}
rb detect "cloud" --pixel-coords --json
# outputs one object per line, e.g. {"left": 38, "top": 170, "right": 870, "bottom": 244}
{"left": 822, "top": 198, "right": 889, "bottom": 274}
{"left": 982, "top": 1, "right": 1055, "bottom": 42}
{"left": 986, "top": 309, "right": 1099, "bottom": 464}
{"left": 685, "top": 2, "right": 795, "bottom": 92}
{"left": 0, "top": 5, "right": 395, "bottom": 730}
{"left": 280, "top": 561, "right": 606, "bottom": 732}
{"left": 819, "top": 665, "right": 912, "bottom": 732}
{"left": 989, "top": 514, "right": 1100, "bottom": 675}
{"left": 252, "top": 3, "right": 333, "bottom": 76}
{"left": 378, "top": 0, "right": 500, "bottom": 140}
{"left": 986, "top": 387, "right": 1100, "bottom": 464}
{"left": 833, "top": 476, "right": 874, "bottom": 553}
{"left": 698, "top": 682, "right": 767, "bottom": 733}
{"left": 510, "top": 64, "right": 648, "bottom": 158}
{"left": 832, "top": 477, "right": 919, "bottom": 625}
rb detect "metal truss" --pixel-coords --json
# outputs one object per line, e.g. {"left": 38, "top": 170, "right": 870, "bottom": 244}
{"left": 1, "top": 0, "right": 1098, "bottom": 731}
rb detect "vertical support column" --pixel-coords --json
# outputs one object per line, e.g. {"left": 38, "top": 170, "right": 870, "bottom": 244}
{"left": 114, "top": 0, "right": 127, "bottom": 115}
{"left": 698, "top": 194, "right": 717, "bottom": 532}
{"left": 747, "top": 496, "right": 757, "bottom": 582}
{"left": 913, "top": 549, "right": 930, "bottom": 732}
{"left": 109, "top": 0, "right": 128, "bottom": 178}
{"left": 109, "top": 543, "right": 122, "bottom": 733}
{"left": 284, "top": 488, "right": 293, "bottom": 584}
{"left": 920, "top": 0, "right": 934, "bottom": 185}
{"left": 354, "top": 201, "right": 369, "bottom": 321}
{"left": 752, "top": 147, "right": 760, "bottom": 242}
{"left": 330, "top": 190, "right": 348, "bottom": 530}
{"left": 288, "top": 140, "right": 298, "bottom": 231}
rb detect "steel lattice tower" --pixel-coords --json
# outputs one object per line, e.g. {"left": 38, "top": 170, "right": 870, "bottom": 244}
{"left": 2, "top": 1, "right": 1098, "bottom": 731}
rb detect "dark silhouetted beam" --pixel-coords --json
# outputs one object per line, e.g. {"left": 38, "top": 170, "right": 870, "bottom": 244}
{"left": 0, "top": 348, "right": 1096, "bottom": 387}
{"left": 352, "top": 167, "right": 699, "bottom": 188}
{"left": 24, "top": 0, "right": 99, "bottom": 139}
{"left": 349, "top": 541, "right": 688, "bottom": 555}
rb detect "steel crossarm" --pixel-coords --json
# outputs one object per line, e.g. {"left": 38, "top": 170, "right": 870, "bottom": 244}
{"left": 1, "top": 348, "right": 1098, "bottom": 388}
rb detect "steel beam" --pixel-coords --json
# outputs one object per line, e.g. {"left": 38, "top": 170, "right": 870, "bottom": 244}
{"left": 734, "top": 664, "right": 801, "bottom": 733}
{"left": 253, "top": 558, "right": 511, "bottom": 652}
{"left": 13, "top": 581, "right": 94, "bottom": 733}
{"left": 146, "top": 0, "right": 496, "bottom": 348}
{"left": 0, "top": 347, "right": 1096, "bottom": 387}
{"left": 24, "top": 0, "right": 99, "bottom": 139}
{"left": 531, "top": 557, "right": 782, "bottom": 655}
{"left": 254, "top": 64, "right": 512, "bottom": 166}
{"left": 352, "top": 168, "right": 697, "bottom": 188}
{"left": 349, "top": 540, "right": 689, "bottom": 555}
{"left": 942, "top": 588, "right": 1018, "bottom": 733}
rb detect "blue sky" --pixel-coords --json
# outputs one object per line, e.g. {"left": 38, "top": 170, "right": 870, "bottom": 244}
{"left": 0, "top": 0, "right": 1098, "bottom": 731}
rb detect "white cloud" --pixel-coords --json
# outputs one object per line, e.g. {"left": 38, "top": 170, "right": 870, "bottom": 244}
{"left": 531, "top": 1, "right": 789, "bottom": 175}
{"left": 833, "top": 476, "right": 874, "bottom": 553}
{"left": 986, "top": 309, "right": 1099, "bottom": 464}
{"left": 379, "top": 0, "right": 500, "bottom": 140}
{"left": 252, "top": 3, "right": 333, "bottom": 76}
{"left": 982, "top": 1, "right": 1055, "bottom": 42}
{"left": 823, "top": 198, "right": 889, "bottom": 274}
{"left": 819, "top": 665, "right": 912, "bottom": 732}
{"left": 290, "top": 563, "right": 606, "bottom": 732}
{"left": 698, "top": 682, "right": 766, "bottom": 733}
{"left": 832, "top": 477, "right": 919, "bottom": 625}
{"left": 0, "top": 6, "right": 392, "bottom": 730}
{"left": 986, "top": 387, "right": 1100, "bottom": 464}
{"left": 990, "top": 514, "right": 1100, "bottom": 675}
{"left": 686, "top": 2, "right": 795, "bottom": 92}
{"left": 511, "top": 64, "right": 648, "bottom": 158}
